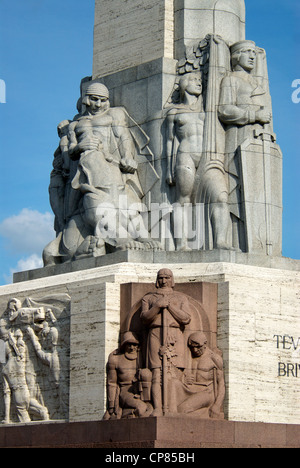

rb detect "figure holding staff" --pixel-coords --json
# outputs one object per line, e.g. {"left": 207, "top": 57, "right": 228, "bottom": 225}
{"left": 141, "top": 269, "right": 191, "bottom": 415}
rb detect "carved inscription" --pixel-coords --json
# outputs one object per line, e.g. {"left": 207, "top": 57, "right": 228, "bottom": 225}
{"left": 273, "top": 335, "right": 300, "bottom": 378}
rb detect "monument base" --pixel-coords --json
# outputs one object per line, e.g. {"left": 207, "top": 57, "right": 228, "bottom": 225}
{"left": 0, "top": 417, "right": 299, "bottom": 448}
{"left": 13, "top": 250, "right": 299, "bottom": 283}
{"left": 1, "top": 259, "right": 299, "bottom": 426}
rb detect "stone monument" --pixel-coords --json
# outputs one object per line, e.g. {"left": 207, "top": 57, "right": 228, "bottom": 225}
{"left": 0, "top": 0, "right": 299, "bottom": 448}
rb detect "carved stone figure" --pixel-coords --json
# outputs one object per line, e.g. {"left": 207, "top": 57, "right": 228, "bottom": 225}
{"left": 44, "top": 83, "right": 161, "bottom": 265}
{"left": 49, "top": 120, "right": 72, "bottom": 235}
{"left": 165, "top": 73, "right": 205, "bottom": 250}
{"left": 166, "top": 72, "right": 205, "bottom": 200}
{"left": 0, "top": 300, "right": 49, "bottom": 424}
{"left": 103, "top": 332, "right": 153, "bottom": 419}
{"left": 219, "top": 40, "right": 272, "bottom": 149}
{"left": 0, "top": 296, "right": 70, "bottom": 424}
{"left": 141, "top": 269, "right": 192, "bottom": 416}
{"left": 174, "top": 33, "right": 281, "bottom": 254}
{"left": 218, "top": 40, "right": 281, "bottom": 255}
{"left": 105, "top": 269, "right": 225, "bottom": 419}
{"left": 43, "top": 0, "right": 282, "bottom": 261}
{"left": 170, "top": 332, "right": 225, "bottom": 418}
{"left": 168, "top": 36, "right": 236, "bottom": 251}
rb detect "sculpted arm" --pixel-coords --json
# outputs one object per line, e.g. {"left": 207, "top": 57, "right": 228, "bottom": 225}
{"left": 210, "top": 351, "right": 226, "bottom": 418}
{"left": 219, "top": 76, "right": 255, "bottom": 126}
{"left": 68, "top": 121, "right": 82, "bottom": 160}
{"left": 68, "top": 122, "right": 79, "bottom": 158}
{"left": 168, "top": 295, "right": 191, "bottom": 326}
{"left": 26, "top": 327, "right": 52, "bottom": 367}
{"left": 106, "top": 354, "right": 119, "bottom": 412}
{"left": 219, "top": 76, "right": 271, "bottom": 126}
{"left": 140, "top": 296, "right": 161, "bottom": 325}
{"left": 68, "top": 120, "right": 101, "bottom": 158}
{"left": 111, "top": 109, "right": 138, "bottom": 174}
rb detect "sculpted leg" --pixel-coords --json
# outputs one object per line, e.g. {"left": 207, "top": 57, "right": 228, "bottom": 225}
{"left": 211, "top": 196, "right": 232, "bottom": 249}
{"left": 175, "top": 153, "right": 196, "bottom": 205}
{"left": 151, "top": 368, "right": 163, "bottom": 416}
{"left": 204, "top": 169, "right": 232, "bottom": 249}
{"left": 173, "top": 154, "right": 197, "bottom": 250}
{"left": 177, "top": 389, "right": 214, "bottom": 414}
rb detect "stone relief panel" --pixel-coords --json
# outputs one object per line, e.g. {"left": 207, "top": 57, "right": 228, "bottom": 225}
{"left": 103, "top": 269, "right": 225, "bottom": 419}
{"left": 0, "top": 295, "right": 70, "bottom": 424}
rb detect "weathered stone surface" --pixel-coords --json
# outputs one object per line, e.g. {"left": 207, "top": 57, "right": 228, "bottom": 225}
{"left": 0, "top": 418, "right": 299, "bottom": 448}
{"left": 93, "top": 0, "right": 246, "bottom": 76}
{"left": 104, "top": 271, "right": 224, "bottom": 420}
{"left": 2, "top": 262, "right": 299, "bottom": 425}
{"left": 14, "top": 250, "right": 299, "bottom": 284}
{"left": 93, "top": 0, "right": 175, "bottom": 77}
{"left": 174, "top": 0, "right": 246, "bottom": 57}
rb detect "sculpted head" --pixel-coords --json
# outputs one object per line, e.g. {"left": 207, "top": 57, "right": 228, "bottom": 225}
{"left": 230, "top": 40, "right": 256, "bottom": 72}
{"left": 188, "top": 332, "right": 208, "bottom": 357}
{"left": 7, "top": 298, "right": 22, "bottom": 322}
{"left": 179, "top": 72, "right": 202, "bottom": 99}
{"left": 83, "top": 83, "right": 110, "bottom": 115}
{"left": 120, "top": 332, "right": 140, "bottom": 360}
{"left": 155, "top": 268, "right": 175, "bottom": 290}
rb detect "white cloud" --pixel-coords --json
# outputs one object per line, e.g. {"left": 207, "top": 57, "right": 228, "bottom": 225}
{"left": 0, "top": 209, "right": 55, "bottom": 284}
{"left": 0, "top": 208, "right": 55, "bottom": 255}
{"left": 4, "top": 254, "right": 43, "bottom": 284}
{"left": 15, "top": 254, "right": 44, "bottom": 271}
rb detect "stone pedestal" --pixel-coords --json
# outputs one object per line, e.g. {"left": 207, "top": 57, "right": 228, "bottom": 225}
{"left": 0, "top": 418, "right": 299, "bottom": 448}
{"left": 1, "top": 259, "right": 299, "bottom": 428}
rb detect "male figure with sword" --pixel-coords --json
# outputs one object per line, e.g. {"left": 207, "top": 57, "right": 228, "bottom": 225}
{"left": 141, "top": 269, "right": 191, "bottom": 416}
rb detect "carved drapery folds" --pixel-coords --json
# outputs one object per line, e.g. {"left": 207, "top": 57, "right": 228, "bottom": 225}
{"left": 104, "top": 270, "right": 225, "bottom": 419}
{"left": 0, "top": 295, "right": 70, "bottom": 424}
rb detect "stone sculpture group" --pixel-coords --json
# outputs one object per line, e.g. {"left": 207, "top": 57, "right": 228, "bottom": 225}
{"left": 44, "top": 32, "right": 281, "bottom": 263}
{"left": 103, "top": 269, "right": 225, "bottom": 419}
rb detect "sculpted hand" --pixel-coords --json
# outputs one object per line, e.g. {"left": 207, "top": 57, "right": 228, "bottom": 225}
{"left": 256, "top": 47, "right": 266, "bottom": 58}
{"left": 209, "top": 404, "right": 222, "bottom": 419}
{"left": 256, "top": 109, "right": 272, "bottom": 124}
{"left": 120, "top": 157, "right": 138, "bottom": 174}
{"left": 155, "top": 297, "right": 169, "bottom": 309}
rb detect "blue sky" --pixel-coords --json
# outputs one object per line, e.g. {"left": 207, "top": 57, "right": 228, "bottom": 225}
{"left": 0, "top": 0, "right": 299, "bottom": 284}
